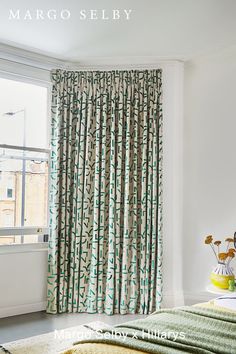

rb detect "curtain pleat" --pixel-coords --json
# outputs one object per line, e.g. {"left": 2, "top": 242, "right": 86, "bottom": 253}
{"left": 47, "top": 70, "right": 163, "bottom": 315}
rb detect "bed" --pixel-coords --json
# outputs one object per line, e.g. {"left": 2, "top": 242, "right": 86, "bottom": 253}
{"left": 62, "top": 296, "right": 236, "bottom": 354}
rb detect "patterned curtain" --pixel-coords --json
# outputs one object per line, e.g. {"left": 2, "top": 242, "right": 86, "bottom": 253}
{"left": 47, "top": 69, "right": 163, "bottom": 315}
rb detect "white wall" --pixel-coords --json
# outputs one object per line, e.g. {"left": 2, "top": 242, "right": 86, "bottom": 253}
{"left": 162, "top": 62, "right": 184, "bottom": 307}
{"left": 183, "top": 46, "right": 236, "bottom": 303}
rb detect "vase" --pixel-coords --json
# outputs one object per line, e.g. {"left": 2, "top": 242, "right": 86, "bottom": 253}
{"left": 210, "top": 262, "right": 235, "bottom": 289}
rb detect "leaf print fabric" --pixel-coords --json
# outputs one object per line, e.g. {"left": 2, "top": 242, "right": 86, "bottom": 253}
{"left": 47, "top": 70, "right": 163, "bottom": 315}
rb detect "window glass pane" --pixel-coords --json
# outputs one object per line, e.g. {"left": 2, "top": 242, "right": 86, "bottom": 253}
{"left": 0, "top": 234, "right": 47, "bottom": 245}
{"left": 0, "top": 148, "right": 48, "bottom": 229}
{"left": 0, "top": 236, "right": 17, "bottom": 245}
{"left": 0, "top": 76, "right": 49, "bottom": 245}
{"left": 0, "top": 158, "right": 22, "bottom": 227}
{"left": 25, "top": 160, "right": 48, "bottom": 227}
{"left": 0, "top": 78, "right": 48, "bottom": 148}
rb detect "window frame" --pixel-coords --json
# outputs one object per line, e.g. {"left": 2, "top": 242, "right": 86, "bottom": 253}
{"left": 0, "top": 72, "right": 51, "bottom": 247}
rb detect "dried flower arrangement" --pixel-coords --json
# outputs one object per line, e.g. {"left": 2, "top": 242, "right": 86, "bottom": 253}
{"left": 204, "top": 235, "right": 236, "bottom": 289}
{"left": 204, "top": 235, "right": 236, "bottom": 266}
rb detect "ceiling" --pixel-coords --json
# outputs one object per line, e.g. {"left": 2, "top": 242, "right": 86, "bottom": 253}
{"left": 0, "top": 0, "right": 236, "bottom": 62}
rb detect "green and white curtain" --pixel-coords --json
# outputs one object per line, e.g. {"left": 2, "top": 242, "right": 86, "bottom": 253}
{"left": 47, "top": 69, "right": 163, "bottom": 315}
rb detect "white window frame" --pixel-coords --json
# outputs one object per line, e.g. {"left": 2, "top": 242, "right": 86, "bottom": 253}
{"left": 0, "top": 71, "right": 51, "bottom": 247}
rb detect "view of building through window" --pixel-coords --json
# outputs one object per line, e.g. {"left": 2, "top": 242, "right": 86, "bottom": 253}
{"left": 0, "top": 78, "right": 49, "bottom": 245}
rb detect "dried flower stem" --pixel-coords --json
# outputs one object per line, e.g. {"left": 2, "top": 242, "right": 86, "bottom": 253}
{"left": 210, "top": 243, "right": 219, "bottom": 262}
{"left": 227, "top": 242, "right": 230, "bottom": 252}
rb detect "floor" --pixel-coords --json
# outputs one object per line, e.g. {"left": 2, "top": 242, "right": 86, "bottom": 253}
{"left": 0, "top": 311, "right": 146, "bottom": 344}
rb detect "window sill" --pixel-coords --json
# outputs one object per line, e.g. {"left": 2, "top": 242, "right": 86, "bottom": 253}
{"left": 0, "top": 242, "right": 48, "bottom": 254}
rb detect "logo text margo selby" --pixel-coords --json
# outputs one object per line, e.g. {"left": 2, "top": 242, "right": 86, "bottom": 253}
{"left": 8, "top": 9, "right": 132, "bottom": 21}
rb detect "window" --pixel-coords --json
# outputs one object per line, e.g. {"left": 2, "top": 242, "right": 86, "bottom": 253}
{"left": 0, "top": 77, "right": 49, "bottom": 245}
{"left": 7, "top": 188, "right": 13, "bottom": 198}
